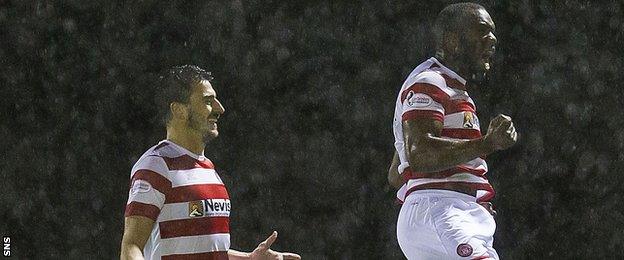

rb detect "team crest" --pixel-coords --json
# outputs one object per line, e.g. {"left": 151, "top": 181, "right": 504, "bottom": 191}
{"left": 463, "top": 112, "right": 474, "bottom": 128}
{"left": 457, "top": 243, "right": 473, "bottom": 257}
{"left": 457, "top": 243, "right": 472, "bottom": 257}
{"left": 188, "top": 200, "right": 204, "bottom": 217}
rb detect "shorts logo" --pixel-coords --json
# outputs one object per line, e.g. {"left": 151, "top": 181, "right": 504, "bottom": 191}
{"left": 406, "top": 91, "right": 433, "bottom": 107}
{"left": 131, "top": 180, "right": 152, "bottom": 194}
{"left": 188, "top": 200, "right": 205, "bottom": 217}
{"left": 457, "top": 243, "right": 473, "bottom": 257}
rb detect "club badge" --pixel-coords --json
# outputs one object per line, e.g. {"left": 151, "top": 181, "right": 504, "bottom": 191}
{"left": 188, "top": 200, "right": 205, "bottom": 217}
{"left": 457, "top": 243, "right": 473, "bottom": 257}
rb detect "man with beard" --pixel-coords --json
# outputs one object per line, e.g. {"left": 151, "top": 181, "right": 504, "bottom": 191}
{"left": 120, "top": 65, "right": 301, "bottom": 260}
{"left": 388, "top": 3, "right": 517, "bottom": 259}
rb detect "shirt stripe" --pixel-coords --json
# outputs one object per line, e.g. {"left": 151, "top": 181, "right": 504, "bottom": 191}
{"left": 400, "top": 83, "right": 451, "bottom": 105}
{"left": 166, "top": 184, "right": 229, "bottom": 204}
{"left": 402, "top": 110, "right": 444, "bottom": 122}
{"left": 169, "top": 168, "right": 223, "bottom": 188}
{"left": 125, "top": 202, "right": 161, "bottom": 220}
{"left": 159, "top": 199, "right": 231, "bottom": 222}
{"left": 159, "top": 234, "right": 230, "bottom": 258}
{"left": 441, "top": 128, "right": 482, "bottom": 139}
{"left": 131, "top": 169, "right": 172, "bottom": 195}
{"left": 164, "top": 155, "right": 215, "bottom": 170}
{"left": 159, "top": 217, "right": 230, "bottom": 239}
{"left": 446, "top": 100, "right": 475, "bottom": 114}
{"left": 162, "top": 251, "right": 229, "bottom": 260}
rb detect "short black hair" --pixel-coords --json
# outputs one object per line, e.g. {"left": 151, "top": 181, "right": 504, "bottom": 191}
{"left": 154, "top": 65, "right": 214, "bottom": 125}
{"left": 433, "top": 2, "right": 486, "bottom": 49}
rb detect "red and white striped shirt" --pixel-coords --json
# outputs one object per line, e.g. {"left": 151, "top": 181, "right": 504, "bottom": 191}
{"left": 393, "top": 57, "right": 494, "bottom": 203}
{"left": 125, "top": 140, "right": 230, "bottom": 260}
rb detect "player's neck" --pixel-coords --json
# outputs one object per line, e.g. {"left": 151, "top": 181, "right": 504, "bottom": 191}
{"left": 434, "top": 51, "right": 471, "bottom": 81}
{"left": 166, "top": 125, "right": 205, "bottom": 155}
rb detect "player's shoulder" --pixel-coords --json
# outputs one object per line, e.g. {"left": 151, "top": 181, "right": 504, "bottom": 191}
{"left": 413, "top": 70, "right": 455, "bottom": 95}
{"left": 402, "top": 69, "right": 455, "bottom": 99}
{"left": 131, "top": 142, "right": 177, "bottom": 175}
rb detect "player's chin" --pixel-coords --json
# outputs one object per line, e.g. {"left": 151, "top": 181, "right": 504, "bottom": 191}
{"left": 203, "top": 130, "right": 219, "bottom": 141}
{"left": 483, "top": 61, "right": 491, "bottom": 71}
{"left": 477, "top": 56, "right": 491, "bottom": 71}
{"left": 473, "top": 61, "right": 490, "bottom": 76}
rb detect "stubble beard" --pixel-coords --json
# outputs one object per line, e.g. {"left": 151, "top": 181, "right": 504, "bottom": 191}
{"left": 187, "top": 112, "right": 218, "bottom": 144}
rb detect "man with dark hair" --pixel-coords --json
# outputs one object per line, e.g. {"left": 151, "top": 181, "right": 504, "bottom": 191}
{"left": 388, "top": 3, "right": 516, "bottom": 259}
{"left": 120, "top": 65, "right": 301, "bottom": 260}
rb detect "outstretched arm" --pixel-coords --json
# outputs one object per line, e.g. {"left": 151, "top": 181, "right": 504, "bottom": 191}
{"left": 229, "top": 231, "right": 301, "bottom": 260}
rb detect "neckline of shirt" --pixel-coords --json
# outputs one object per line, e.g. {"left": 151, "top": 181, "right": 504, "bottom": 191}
{"left": 161, "top": 139, "right": 207, "bottom": 160}
{"left": 429, "top": 57, "right": 468, "bottom": 89}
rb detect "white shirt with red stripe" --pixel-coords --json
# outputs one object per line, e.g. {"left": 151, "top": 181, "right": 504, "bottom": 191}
{"left": 393, "top": 57, "right": 495, "bottom": 203}
{"left": 125, "top": 140, "right": 231, "bottom": 260}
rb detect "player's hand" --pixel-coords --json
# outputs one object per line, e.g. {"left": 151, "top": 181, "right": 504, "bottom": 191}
{"left": 249, "top": 231, "right": 301, "bottom": 260}
{"left": 483, "top": 114, "right": 517, "bottom": 153}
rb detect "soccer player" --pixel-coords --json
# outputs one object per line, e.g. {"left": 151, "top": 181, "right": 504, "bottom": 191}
{"left": 388, "top": 3, "right": 517, "bottom": 259}
{"left": 120, "top": 65, "right": 301, "bottom": 260}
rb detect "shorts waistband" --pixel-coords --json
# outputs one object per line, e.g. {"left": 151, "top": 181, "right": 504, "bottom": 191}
{"left": 404, "top": 189, "right": 477, "bottom": 203}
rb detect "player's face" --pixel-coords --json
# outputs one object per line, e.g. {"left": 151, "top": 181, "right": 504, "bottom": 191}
{"left": 186, "top": 80, "right": 225, "bottom": 142}
{"left": 460, "top": 8, "right": 497, "bottom": 75}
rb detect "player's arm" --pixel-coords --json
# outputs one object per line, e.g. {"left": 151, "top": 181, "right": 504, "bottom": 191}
{"left": 120, "top": 216, "right": 155, "bottom": 260}
{"left": 228, "top": 249, "right": 251, "bottom": 259}
{"left": 120, "top": 163, "right": 169, "bottom": 260}
{"left": 404, "top": 114, "right": 517, "bottom": 173}
{"left": 387, "top": 151, "right": 403, "bottom": 189}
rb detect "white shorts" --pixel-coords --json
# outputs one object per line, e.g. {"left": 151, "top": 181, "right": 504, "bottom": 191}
{"left": 397, "top": 190, "right": 499, "bottom": 260}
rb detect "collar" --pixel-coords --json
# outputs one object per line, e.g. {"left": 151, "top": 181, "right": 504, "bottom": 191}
{"left": 429, "top": 57, "right": 467, "bottom": 91}
{"left": 162, "top": 140, "right": 206, "bottom": 160}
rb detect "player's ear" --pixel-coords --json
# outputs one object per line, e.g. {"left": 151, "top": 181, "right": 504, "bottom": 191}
{"left": 445, "top": 33, "right": 460, "bottom": 54}
{"left": 170, "top": 102, "right": 188, "bottom": 120}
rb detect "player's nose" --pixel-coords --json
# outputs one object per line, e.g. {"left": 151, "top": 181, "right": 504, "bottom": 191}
{"left": 486, "top": 32, "right": 497, "bottom": 45}
{"left": 213, "top": 99, "right": 225, "bottom": 114}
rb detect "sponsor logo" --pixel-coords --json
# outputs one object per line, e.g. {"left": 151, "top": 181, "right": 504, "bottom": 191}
{"left": 188, "top": 199, "right": 230, "bottom": 218}
{"left": 457, "top": 243, "right": 473, "bottom": 257}
{"left": 131, "top": 180, "right": 152, "bottom": 194}
{"left": 205, "top": 199, "right": 231, "bottom": 217}
{"left": 406, "top": 91, "right": 433, "bottom": 107}
{"left": 188, "top": 200, "right": 205, "bottom": 217}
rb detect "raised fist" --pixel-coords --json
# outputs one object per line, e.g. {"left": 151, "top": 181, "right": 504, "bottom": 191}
{"left": 483, "top": 114, "right": 517, "bottom": 153}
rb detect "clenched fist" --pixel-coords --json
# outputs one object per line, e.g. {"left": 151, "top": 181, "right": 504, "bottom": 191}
{"left": 483, "top": 114, "right": 517, "bottom": 153}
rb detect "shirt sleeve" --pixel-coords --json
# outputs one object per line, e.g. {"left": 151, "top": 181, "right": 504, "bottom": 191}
{"left": 124, "top": 156, "right": 171, "bottom": 221}
{"left": 400, "top": 82, "right": 450, "bottom": 122}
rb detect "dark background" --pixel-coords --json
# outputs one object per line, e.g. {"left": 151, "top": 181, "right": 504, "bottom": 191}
{"left": 2, "top": 0, "right": 623, "bottom": 259}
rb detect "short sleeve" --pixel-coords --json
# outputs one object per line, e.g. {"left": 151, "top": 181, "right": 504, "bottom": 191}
{"left": 400, "top": 83, "right": 450, "bottom": 122}
{"left": 124, "top": 156, "right": 171, "bottom": 221}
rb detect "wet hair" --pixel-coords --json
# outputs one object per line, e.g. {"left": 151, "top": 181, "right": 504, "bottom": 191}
{"left": 155, "top": 65, "right": 214, "bottom": 125}
{"left": 433, "top": 2, "right": 486, "bottom": 49}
